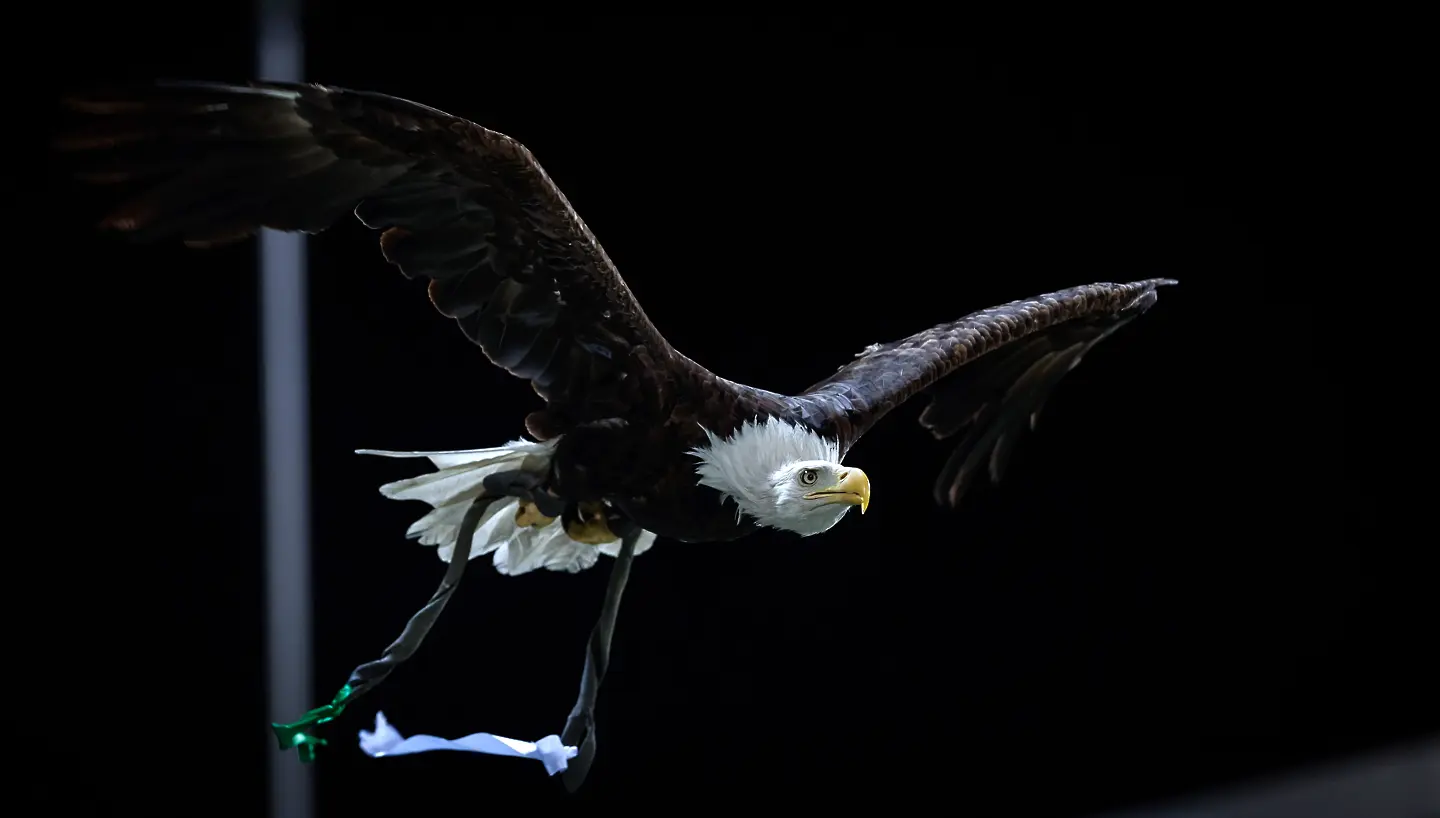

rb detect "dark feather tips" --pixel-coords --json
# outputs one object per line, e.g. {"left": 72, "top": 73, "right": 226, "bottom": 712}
{"left": 791, "top": 278, "right": 1176, "bottom": 509}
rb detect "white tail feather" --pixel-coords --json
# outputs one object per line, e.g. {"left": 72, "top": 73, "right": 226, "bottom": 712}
{"left": 358, "top": 439, "right": 656, "bottom": 576}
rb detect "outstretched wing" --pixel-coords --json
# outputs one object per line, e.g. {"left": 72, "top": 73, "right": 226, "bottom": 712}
{"left": 56, "top": 80, "right": 747, "bottom": 438}
{"left": 785, "top": 279, "right": 1176, "bottom": 507}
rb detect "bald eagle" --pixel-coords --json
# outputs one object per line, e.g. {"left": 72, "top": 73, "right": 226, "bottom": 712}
{"left": 58, "top": 81, "right": 1175, "bottom": 778}
{"left": 60, "top": 79, "right": 1175, "bottom": 569}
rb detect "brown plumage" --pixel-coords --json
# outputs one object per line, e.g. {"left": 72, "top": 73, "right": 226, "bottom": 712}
{"left": 57, "top": 80, "right": 1176, "bottom": 551}
{"left": 791, "top": 280, "right": 1170, "bottom": 506}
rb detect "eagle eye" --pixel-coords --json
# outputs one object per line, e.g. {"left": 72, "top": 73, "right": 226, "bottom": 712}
{"left": 799, "top": 468, "right": 819, "bottom": 486}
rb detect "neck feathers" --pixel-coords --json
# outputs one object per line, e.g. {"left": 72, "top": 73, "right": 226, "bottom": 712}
{"left": 688, "top": 417, "right": 841, "bottom": 522}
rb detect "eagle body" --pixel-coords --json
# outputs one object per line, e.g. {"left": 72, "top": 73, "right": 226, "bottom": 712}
{"left": 59, "top": 80, "right": 1177, "bottom": 575}
{"left": 549, "top": 415, "right": 768, "bottom": 544}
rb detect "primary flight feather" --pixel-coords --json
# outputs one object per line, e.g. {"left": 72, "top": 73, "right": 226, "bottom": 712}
{"left": 58, "top": 80, "right": 1177, "bottom": 575}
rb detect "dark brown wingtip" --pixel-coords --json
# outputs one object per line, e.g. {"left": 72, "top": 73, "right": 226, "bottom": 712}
{"left": 60, "top": 96, "right": 149, "bottom": 115}
{"left": 183, "top": 226, "right": 258, "bottom": 249}
{"left": 57, "top": 80, "right": 163, "bottom": 113}
{"left": 53, "top": 127, "right": 152, "bottom": 152}
{"left": 97, "top": 212, "right": 144, "bottom": 234}
{"left": 71, "top": 171, "right": 137, "bottom": 184}
{"left": 95, "top": 193, "right": 170, "bottom": 237}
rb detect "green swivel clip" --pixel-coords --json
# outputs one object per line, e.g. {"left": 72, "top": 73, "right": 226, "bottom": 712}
{"left": 270, "top": 684, "right": 358, "bottom": 763}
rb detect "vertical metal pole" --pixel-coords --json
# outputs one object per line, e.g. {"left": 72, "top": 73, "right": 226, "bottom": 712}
{"left": 257, "top": 2, "right": 312, "bottom": 818}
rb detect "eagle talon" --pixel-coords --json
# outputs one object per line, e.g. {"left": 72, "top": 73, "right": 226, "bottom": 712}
{"left": 514, "top": 501, "right": 555, "bottom": 528}
{"left": 563, "top": 501, "right": 619, "bottom": 544}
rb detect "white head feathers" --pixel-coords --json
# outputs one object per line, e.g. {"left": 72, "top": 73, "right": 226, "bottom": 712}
{"left": 689, "top": 416, "right": 864, "bottom": 537}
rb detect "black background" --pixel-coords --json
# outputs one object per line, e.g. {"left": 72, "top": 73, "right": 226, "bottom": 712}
{"left": 32, "top": 11, "right": 1391, "bottom": 817}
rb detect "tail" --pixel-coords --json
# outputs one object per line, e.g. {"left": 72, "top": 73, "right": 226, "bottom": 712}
{"left": 357, "top": 439, "right": 656, "bottom": 575}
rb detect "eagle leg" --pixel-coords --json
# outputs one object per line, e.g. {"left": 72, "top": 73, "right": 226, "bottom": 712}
{"left": 481, "top": 469, "right": 566, "bottom": 519}
{"left": 271, "top": 493, "right": 497, "bottom": 761}
{"left": 560, "top": 526, "right": 641, "bottom": 792}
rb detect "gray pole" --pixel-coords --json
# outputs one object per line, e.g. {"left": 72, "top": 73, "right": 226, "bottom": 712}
{"left": 257, "top": 2, "right": 313, "bottom": 818}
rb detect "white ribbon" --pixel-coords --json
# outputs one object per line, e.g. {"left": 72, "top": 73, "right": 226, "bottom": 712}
{"left": 357, "top": 712, "right": 577, "bottom": 776}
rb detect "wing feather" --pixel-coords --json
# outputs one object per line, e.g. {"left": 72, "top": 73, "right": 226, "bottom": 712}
{"left": 57, "top": 80, "right": 753, "bottom": 438}
{"left": 785, "top": 279, "right": 1176, "bottom": 507}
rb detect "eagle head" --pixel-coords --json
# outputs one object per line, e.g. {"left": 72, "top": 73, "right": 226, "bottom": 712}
{"left": 690, "top": 417, "right": 870, "bottom": 536}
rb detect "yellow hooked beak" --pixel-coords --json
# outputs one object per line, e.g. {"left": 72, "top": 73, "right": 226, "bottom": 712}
{"left": 804, "top": 467, "right": 871, "bottom": 514}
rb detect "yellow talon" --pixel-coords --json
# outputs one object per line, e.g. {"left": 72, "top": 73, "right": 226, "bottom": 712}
{"left": 514, "top": 501, "right": 555, "bottom": 528}
{"left": 564, "top": 501, "right": 618, "bottom": 544}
